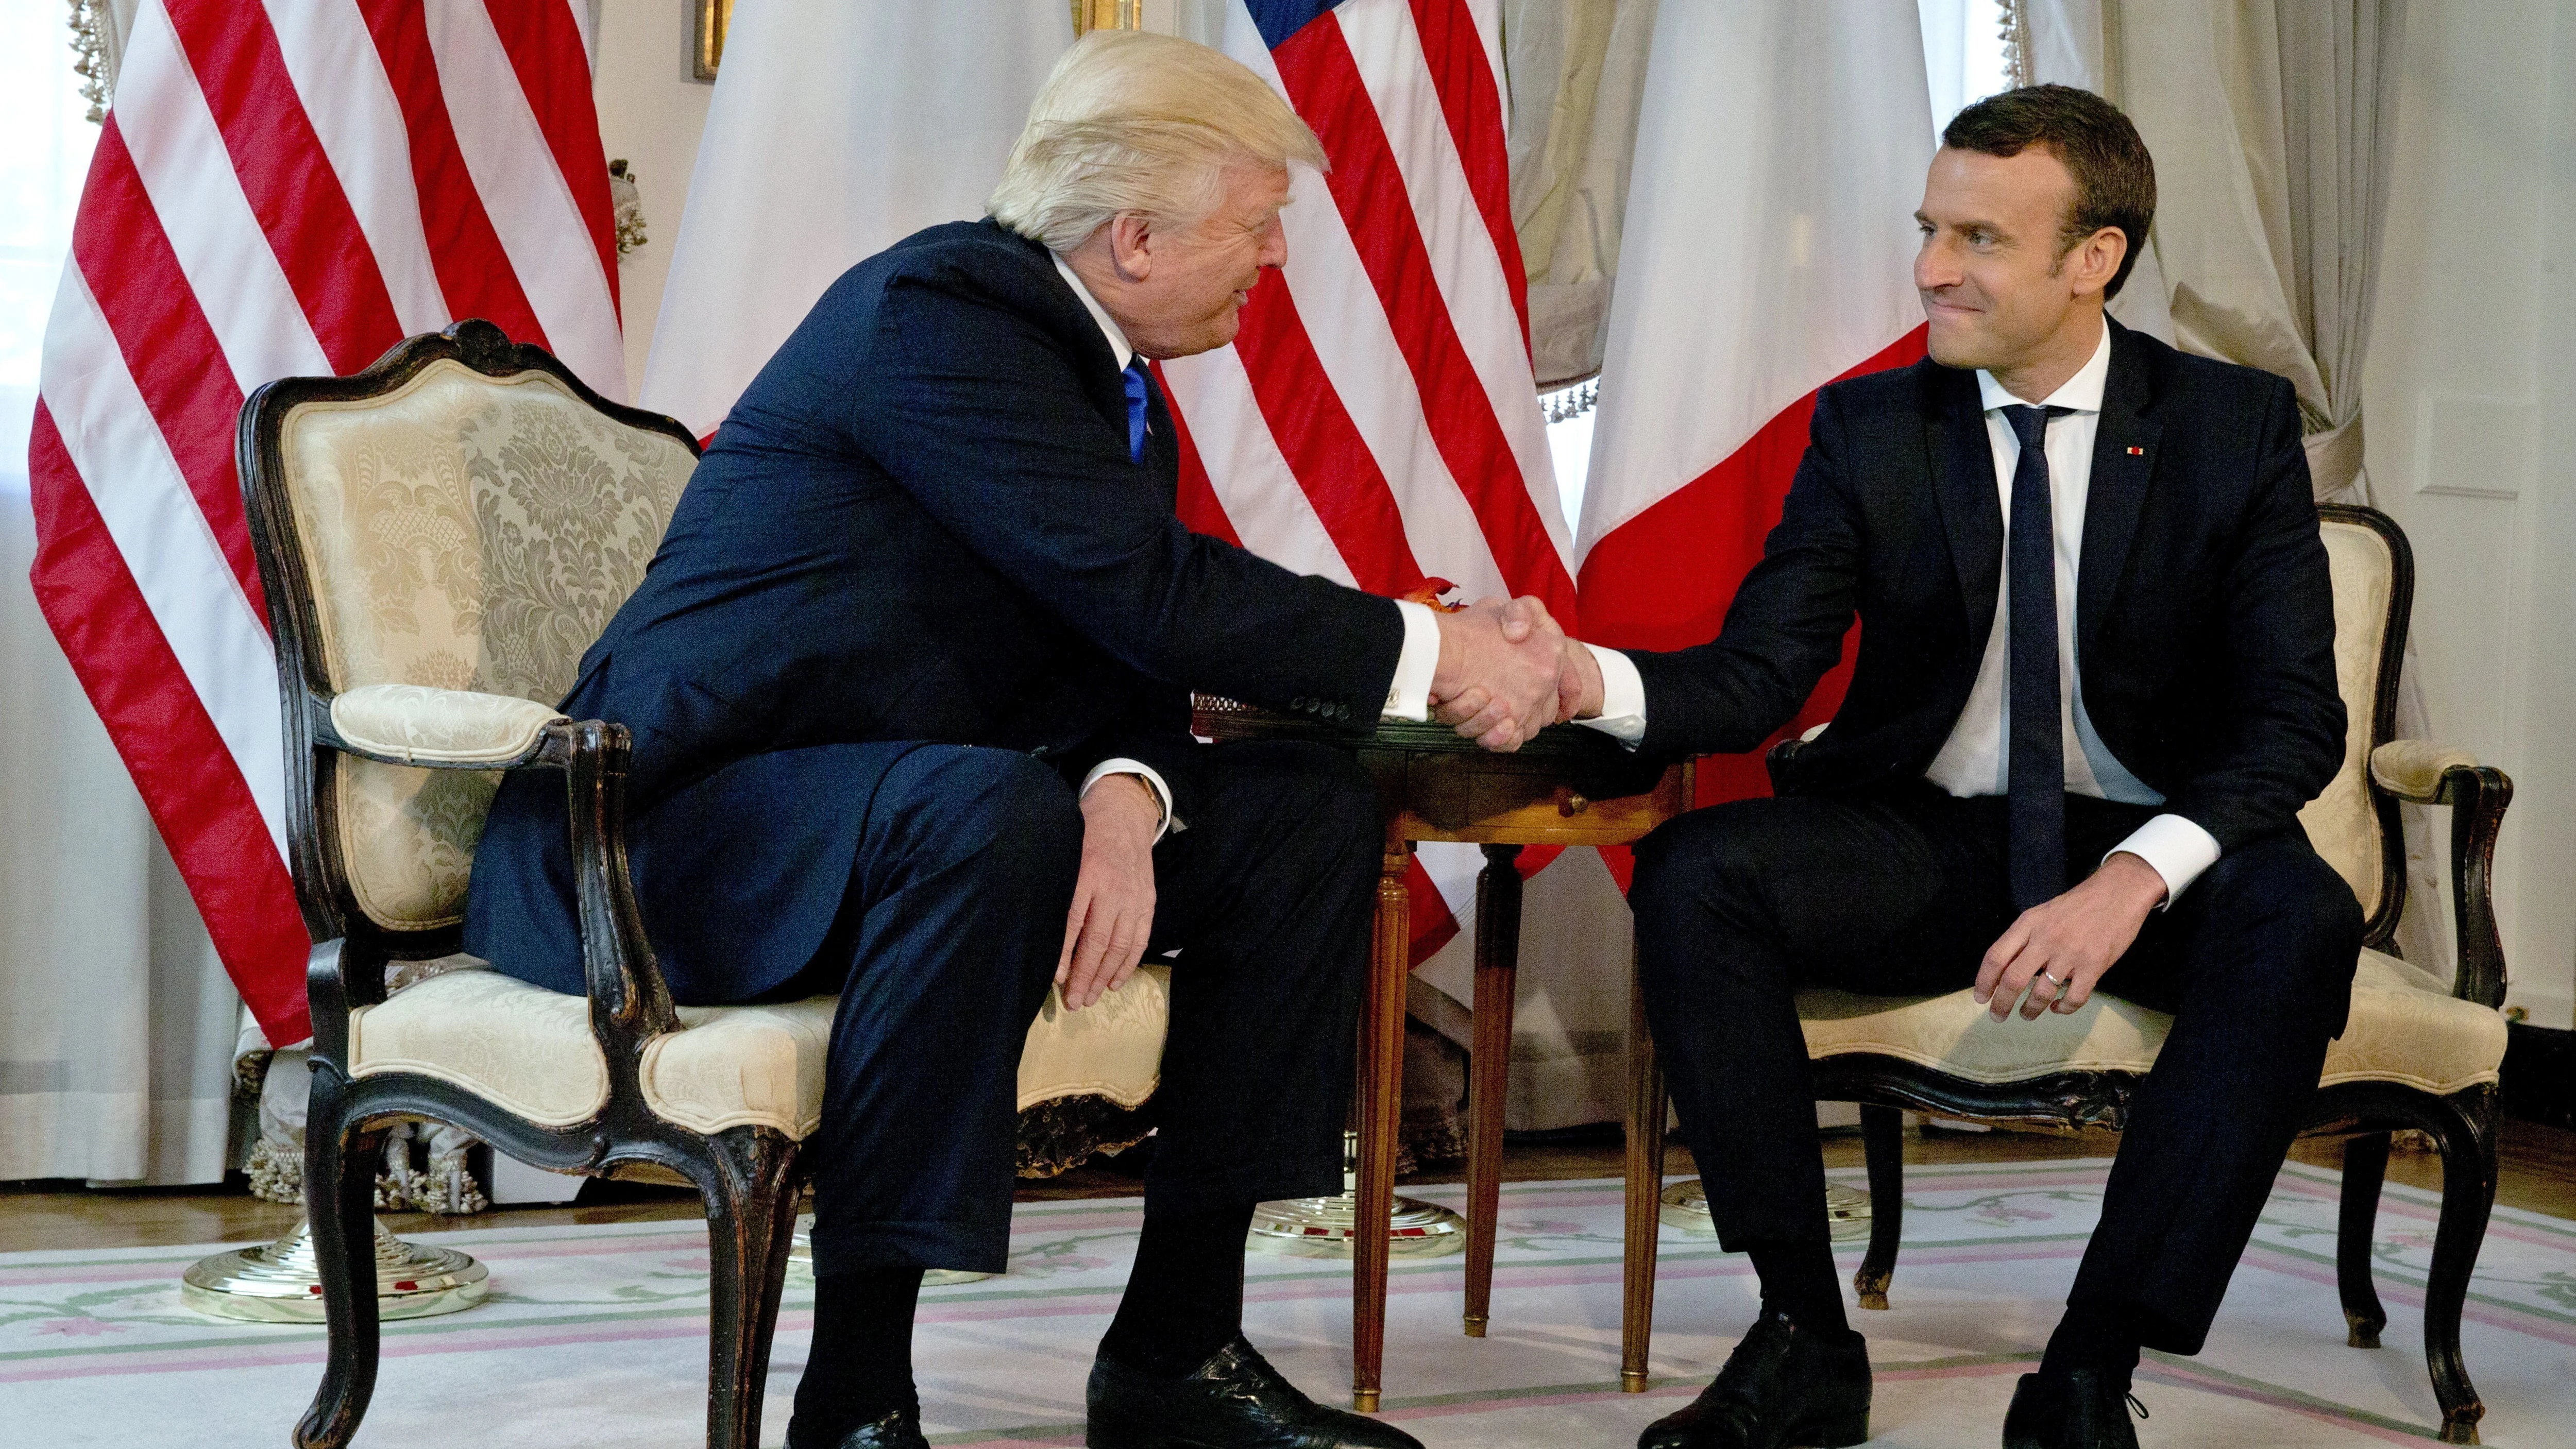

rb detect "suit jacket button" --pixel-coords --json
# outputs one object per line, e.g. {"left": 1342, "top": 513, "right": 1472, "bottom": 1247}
{"left": 1291, "top": 696, "right": 1311, "bottom": 711}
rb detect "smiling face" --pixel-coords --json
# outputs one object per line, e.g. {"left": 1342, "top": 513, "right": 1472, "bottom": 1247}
{"left": 1913, "top": 144, "right": 2123, "bottom": 393}
{"left": 1106, "top": 162, "right": 1292, "bottom": 359}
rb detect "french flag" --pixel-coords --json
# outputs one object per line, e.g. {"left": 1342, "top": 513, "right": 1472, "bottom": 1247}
{"left": 1579, "top": 0, "right": 1935, "bottom": 815}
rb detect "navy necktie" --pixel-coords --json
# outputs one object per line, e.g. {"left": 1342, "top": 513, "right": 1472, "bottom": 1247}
{"left": 1123, "top": 359, "right": 1151, "bottom": 463}
{"left": 2002, "top": 403, "right": 2073, "bottom": 911}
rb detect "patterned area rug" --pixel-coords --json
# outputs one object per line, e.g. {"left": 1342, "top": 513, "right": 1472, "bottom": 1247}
{"left": 6, "top": 1158, "right": 2572, "bottom": 1446}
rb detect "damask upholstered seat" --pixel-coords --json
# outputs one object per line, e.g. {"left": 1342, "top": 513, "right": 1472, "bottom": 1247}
{"left": 343, "top": 963, "right": 1171, "bottom": 1139}
{"left": 1620, "top": 506, "right": 2515, "bottom": 1446}
{"left": 239, "top": 322, "right": 1173, "bottom": 1449}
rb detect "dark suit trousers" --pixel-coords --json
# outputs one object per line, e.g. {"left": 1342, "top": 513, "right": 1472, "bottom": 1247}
{"left": 1630, "top": 787, "right": 2361, "bottom": 1355}
{"left": 796, "top": 739, "right": 1378, "bottom": 1276}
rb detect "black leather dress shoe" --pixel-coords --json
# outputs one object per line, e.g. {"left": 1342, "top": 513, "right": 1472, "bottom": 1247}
{"left": 1086, "top": 1335, "right": 1425, "bottom": 1448}
{"left": 1638, "top": 1309, "right": 1871, "bottom": 1449}
{"left": 784, "top": 1406, "right": 930, "bottom": 1449}
{"left": 2001, "top": 1370, "right": 2142, "bottom": 1449}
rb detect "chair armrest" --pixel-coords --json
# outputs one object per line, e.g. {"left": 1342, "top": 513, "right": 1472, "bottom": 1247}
{"left": 321, "top": 684, "right": 568, "bottom": 768}
{"left": 2367, "top": 740, "right": 2481, "bottom": 804}
{"left": 2368, "top": 740, "right": 2514, "bottom": 1011}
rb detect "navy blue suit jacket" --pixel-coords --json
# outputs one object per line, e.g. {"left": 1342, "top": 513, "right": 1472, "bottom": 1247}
{"left": 1626, "top": 321, "right": 2346, "bottom": 854}
{"left": 465, "top": 219, "right": 1403, "bottom": 1001}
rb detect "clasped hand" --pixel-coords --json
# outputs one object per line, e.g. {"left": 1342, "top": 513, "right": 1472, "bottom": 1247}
{"left": 1429, "top": 596, "right": 1602, "bottom": 750}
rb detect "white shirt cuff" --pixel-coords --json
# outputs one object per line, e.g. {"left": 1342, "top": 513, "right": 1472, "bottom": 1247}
{"left": 2105, "top": 813, "right": 2221, "bottom": 905}
{"left": 1574, "top": 643, "right": 1647, "bottom": 744}
{"left": 1080, "top": 759, "right": 1176, "bottom": 842}
{"left": 1383, "top": 599, "right": 1439, "bottom": 721}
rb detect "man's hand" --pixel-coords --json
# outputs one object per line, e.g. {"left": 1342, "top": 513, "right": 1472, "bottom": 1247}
{"left": 1974, "top": 851, "right": 2167, "bottom": 1021}
{"left": 1430, "top": 595, "right": 1566, "bottom": 750}
{"left": 1556, "top": 635, "right": 1605, "bottom": 723}
{"left": 1057, "top": 774, "right": 1159, "bottom": 1010}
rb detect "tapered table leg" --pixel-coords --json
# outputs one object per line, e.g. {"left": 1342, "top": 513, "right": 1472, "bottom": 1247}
{"left": 1621, "top": 945, "right": 1667, "bottom": 1392}
{"left": 1462, "top": 844, "right": 1524, "bottom": 1337}
{"left": 1350, "top": 831, "right": 1412, "bottom": 1413}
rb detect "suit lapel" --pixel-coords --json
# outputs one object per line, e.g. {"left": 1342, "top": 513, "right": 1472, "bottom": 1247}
{"left": 1141, "top": 362, "right": 1179, "bottom": 507}
{"left": 1925, "top": 364, "right": 2003, "bottom": 646}
{"left": 2077, "top": 323, "right": 2161, "bottom": 663}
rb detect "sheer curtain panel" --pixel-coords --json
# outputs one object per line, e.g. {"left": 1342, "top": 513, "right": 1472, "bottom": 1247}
{"left": 0, "top": 0, "right": 243, "bottom": 1185}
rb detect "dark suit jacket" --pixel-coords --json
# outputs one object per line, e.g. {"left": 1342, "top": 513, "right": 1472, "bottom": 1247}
{"left": 464, "top": 219, "right": 1402, "bottom": 1001}
{"left": 1626, "top": 320, "right": 2345, "bottom": 854}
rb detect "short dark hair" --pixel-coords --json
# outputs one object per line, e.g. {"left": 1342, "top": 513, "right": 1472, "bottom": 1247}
{"left": 1942, "top": 83, "right": 2156, "bottom": 300}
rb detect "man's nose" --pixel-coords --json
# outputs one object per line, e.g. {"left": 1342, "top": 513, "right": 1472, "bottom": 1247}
{"left": 1259, "top": 219, "right": 1289, "bottom": 270}
{"left": 1915, "top": 238, "right": 1960, "bottom": 293}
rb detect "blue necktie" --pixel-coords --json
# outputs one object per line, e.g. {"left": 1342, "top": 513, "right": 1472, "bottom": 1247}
{"left": 2002, "top": 403, "right": 2072, "bottom": 911}
{"left": 1123, "top": 359, "right": 1150, "bottom": 463}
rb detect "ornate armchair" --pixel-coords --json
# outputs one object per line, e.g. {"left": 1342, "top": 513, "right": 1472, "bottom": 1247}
{"left": 1620, "top": 504, "right": 2513, "bottom": 1444}
{"left": 241, "top": 321, "right": 1174, "bottom": 1449}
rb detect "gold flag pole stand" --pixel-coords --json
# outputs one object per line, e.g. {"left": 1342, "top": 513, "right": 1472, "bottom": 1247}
{"left": 1658, "top": 1179, "right": 1874, "bottom": 1241}
{"left": 1246, "top": 1130, "right": 1467, "bottom": 1259}
{"left": 182, "top": 1216, "right": 488, "bottom": 1323}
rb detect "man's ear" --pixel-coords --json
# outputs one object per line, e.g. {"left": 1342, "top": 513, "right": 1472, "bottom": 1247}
{"left": 2072, "top": 226, "right": 2126, "bottom": 299}
{"left": 1108, "top": 212, "right": 1154, "bottom": 284}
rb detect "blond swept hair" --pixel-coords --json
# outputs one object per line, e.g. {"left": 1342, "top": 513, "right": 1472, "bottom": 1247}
{"left": 988, "top": 29, "right": 1326, "bottom": 252}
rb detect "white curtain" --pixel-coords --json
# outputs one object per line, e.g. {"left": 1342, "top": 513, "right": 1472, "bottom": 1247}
{"left": 0, "top": 0, "right": 243, "bottom": 1185}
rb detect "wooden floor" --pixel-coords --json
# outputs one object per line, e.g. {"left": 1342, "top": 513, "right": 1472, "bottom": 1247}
{"left": 5, "top": 1118, "right": 2571, "bottom": 1256}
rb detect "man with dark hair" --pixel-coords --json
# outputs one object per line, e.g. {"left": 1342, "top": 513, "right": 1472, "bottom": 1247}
{"left": 1548, "top": 84, "right": 2357, "bottom": 1448}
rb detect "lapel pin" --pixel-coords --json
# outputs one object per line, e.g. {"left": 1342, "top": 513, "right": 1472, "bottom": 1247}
{"left": 2126, "top": 446, "right": 2144, "bottom": 455}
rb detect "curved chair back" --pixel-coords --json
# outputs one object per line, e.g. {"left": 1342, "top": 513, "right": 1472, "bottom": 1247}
{"left": 241, "top": 320, "right": 699, "bottom": 945}
{"left": 2302, "top": 505, "right": 2411, "bottom": 944}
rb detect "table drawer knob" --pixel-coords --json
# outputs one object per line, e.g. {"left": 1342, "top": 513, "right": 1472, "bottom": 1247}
{"left": 1561, "top": 792, "right": 1590, "bottom": 816}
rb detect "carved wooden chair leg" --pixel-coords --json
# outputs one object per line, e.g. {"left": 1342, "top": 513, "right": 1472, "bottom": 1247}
{"left": 699, "top": 1129, "right": 806, "bottom": 1449}
{"left": 295, "top": 1069, "right": 387, "bottom": 1449}
{"left": 1620, "top": 960, "right": 1668, "bottom": 1393}
{"left": 2336, "top": 1132, "right": 2393, "bottom": 1348}
{"left": 2422, "top": 1099, "right": 2498, "bottom": 1445}
{"left": 1463, "top": 843, "right": 1524, "bottom": 1338}
{"left": 1854, "top": 1105, "right": 1904, "bottom": 1311}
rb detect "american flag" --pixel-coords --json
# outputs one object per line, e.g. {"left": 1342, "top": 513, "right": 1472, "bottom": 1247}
{"left": 1158, "top": 0, "right": 1577, "bottom": 960}
{"left": 28, "top": 0, "right": 623, "bottom": 1048}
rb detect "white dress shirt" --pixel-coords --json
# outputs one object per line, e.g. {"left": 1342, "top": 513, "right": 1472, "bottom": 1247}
{"left": 1577, "top": 323, "right": 2223, "bottom": 904}
{"left": 1048, "top": 255, "right": 1443, "bottom": 840}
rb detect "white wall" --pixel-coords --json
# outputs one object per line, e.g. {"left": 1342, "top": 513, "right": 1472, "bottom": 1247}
{"left": 590, "top": 2, "right": 715, "bottom": 395}
{"left": 2364, "top": 0, "right": 2576, "bottom": 1027}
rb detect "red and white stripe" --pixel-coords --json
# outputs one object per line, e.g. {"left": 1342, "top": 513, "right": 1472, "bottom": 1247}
{"left": 28, "top": 0, "right": 623, "bottom": 1048}
{"left": 1163, "top": 0, "right": 1574, "bottom": 959}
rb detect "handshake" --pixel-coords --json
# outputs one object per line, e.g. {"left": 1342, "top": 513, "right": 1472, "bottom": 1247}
{"left": 1427, "top": 596, "right": 1606, "bottom": 752}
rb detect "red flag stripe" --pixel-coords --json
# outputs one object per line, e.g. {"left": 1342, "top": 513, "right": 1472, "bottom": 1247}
{"left": 352, "top": 0, "right": 552, "bottom": 351}
{"left": 163, "top": 0, "right": 404, "bottom": 377}
{"left": 479, "top": 0, "right": 620, "bottom": 315}
{"left": 1154, "top": 364, "right": 1244, "bottom": 547}
{"left": 1231, "top": 283, "right": 1429, "bottom": 594}
{"left": 70, "top": 123, "right": 265, "bottom": 624}
{"left": 1404, "top": 0, "right": 1528, "bottom": 347}
{"left": 1578, "top": 327, "right": 1929, "bottom": 651}
{"left": 1274, "top": 19, "right": 1574, "bottom": 620}
{"left": 27, "top": 408, "right": 314, "bottom": 1045}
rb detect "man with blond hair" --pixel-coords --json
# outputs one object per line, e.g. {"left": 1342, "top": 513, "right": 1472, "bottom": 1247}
{"left": 466, "top": 28, "right": 1549, "bottom": 1449}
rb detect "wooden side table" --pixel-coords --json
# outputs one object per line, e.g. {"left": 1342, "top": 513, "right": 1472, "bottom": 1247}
{"left": 1196, "top": 704, "right": 1691, "bottom": 1410}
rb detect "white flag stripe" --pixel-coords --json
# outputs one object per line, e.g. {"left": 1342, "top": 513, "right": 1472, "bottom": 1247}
{"left": 44, "top": 267, "right": 288, "bottom": 858}
{"left": 115, "top": 0, "right": 333, "bottom": 393}
{"left": 1578, "top": 1, "right": 1931, "bottom": 561}
{"left": 1158, "top": 348, "right": 1359, "bottom": 588}
{"left": 263, "top": 0, "right": 451, "bottom": 335}
{"left": 419, "top": 0, "right": 624, "bottom": 396}
{"left": 1271, "top": 163, "right": 1509, "bottom": 599}
{"left": 1337, "top": 0, "right": 1562, "bottom": 557}
{"left": 564, "top": 0, "right": 596, "bottom": 58}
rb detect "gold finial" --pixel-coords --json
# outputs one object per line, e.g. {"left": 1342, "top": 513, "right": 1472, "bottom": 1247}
{"left": 1072, "top": 1, "right": 1144, "bottom": 37}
